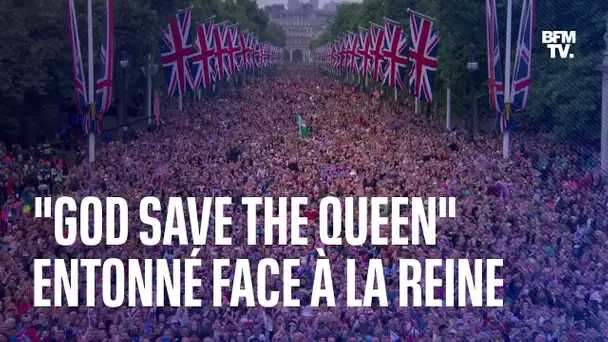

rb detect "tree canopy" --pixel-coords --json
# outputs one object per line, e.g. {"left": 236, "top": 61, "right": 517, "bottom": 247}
{"left": 310, "top": 0, "right": 607, "bottom": 143}
{"left": 0, "top": 0, "right": 285, "bottom": 144}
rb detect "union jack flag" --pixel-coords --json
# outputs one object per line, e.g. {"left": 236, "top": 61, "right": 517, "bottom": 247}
{"left": 322, "top": 44, "right": 330, "bottom": 68}
{"left": 269, "top": 46, "right": 274, "bottom": 65}
{"left": 67, "top": 0, "right": 87, "bottom": 114}
{"left": 342, "top": 34, "right": 352, "bottom": 72}
{"left": 226, "top": 25, "right": 242, "bottom": 74}
{"left": 275, "top": 45, "right": 279, "bottom": 64}
{"left": 265, "top": 44, "right": 273, "bottom": 67}
{"left": 408, "top": 12, "right": 439, "bottom": 102}
{"left": 382, "top": 18, "right": 409, "bottom": 90}
{"left": 328, "top": 44, "right": 333, "bottom": 67}
{"left": 257, "top": 41, "right": 264, "bottom": 68}
{"left": 267, "top": 44, "right": 275, "bottom": 66}
{"left": 273, "top": 46, "right": 281, "bottom": 64}
{"left": 245, "top": 35, "right": 253, "bottom": 70}
{"left": 212, "top": 21, "right": 230, "bottom": 80}
{"left": 340, "top": 35, "right": 348, "bottom": 71}
{"left": 262, "top": 42, "right": 273, "bottom": 67}
{"left": 485, "top": 0, "right": 506, "bottom": 122}
{"left": 250, "top": 35, "right": 259, "bottom": 70}
{"left": 249, "top": 36, "right": 257, "bottom": 70}
{"left": 159, "top": 9, "right": 195, "bottom": 98}
{"left": 17, "top": 323, "right": 28, "bottom": 342}
{"left": 248, "top": 34, "right": 257, "bottom": 70}
{"left": 356, "top": 27, "right": 372, "bottom": 77}
{"left": 192, "top": 19, "right": 217, "bottom": 89}
{"left": 369, "top": 23, "right": 386, "bottom": 83}
{"left": 340, "top": 35, "right": 347, "bottom": 71}
{"left": 347, "top": 32, "right": 358, "bottom": 73}
{"left": 94, "top": 0, "right": 114, "bottom": 117}
{"left": 239, "top": 31, "right": 252, "bottom": 71}
{"left": 253, "top": 38, "right": 262, "bottom": 69}
{"left": 327, "top": 43, "right": 335, "bottom": 70}
{"left": 336, "top": 40, "right": 343, "bottom": 71}
{"left": 511, "top": 0, "right": 536, "bottom": 113}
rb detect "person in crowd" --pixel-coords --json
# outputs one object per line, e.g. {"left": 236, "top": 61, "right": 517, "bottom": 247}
{"left": 37, "top": 164, "right": 52, "bottom": 196}
{"left": 0, "top": 68, "right": 605, "bottom": 341}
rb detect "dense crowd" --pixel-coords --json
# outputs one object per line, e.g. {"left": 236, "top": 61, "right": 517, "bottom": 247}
{"left": 0, "top": 69, "right": 606, "bottom": 341}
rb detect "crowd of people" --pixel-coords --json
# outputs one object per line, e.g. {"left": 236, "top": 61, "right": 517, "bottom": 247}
{"left": 0, "top": 68, "right": 606, "bottom": 341}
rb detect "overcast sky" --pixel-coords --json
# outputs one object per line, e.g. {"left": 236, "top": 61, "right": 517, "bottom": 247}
{"left": 256, "top": 0, "right": 360, "bottom": 8}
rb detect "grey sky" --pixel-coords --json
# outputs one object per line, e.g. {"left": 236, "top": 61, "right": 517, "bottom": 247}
{"left": 256, "top": 0, "right": 360, "bottom": 8}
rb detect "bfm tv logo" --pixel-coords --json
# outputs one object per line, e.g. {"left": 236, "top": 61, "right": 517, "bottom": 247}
{"left": 542, "top": 31, "right": 576, "bottom": 59}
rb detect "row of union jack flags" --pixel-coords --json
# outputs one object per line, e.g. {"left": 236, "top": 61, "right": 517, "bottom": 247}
{"left": 67, "top": 0, "right": 114, "bottom": 135}
{"left": 486, "top": 0, "right": 536, "bottom": 132}
{"left": 160, "top": 8, "right": 281, "bottom": 98}
{"left": 312, "top": 12, "right": 439, "bottom": 103}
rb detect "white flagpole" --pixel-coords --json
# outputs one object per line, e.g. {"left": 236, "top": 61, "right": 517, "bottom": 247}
{"left": 406, "top": 8, "right": 439, "bottom": 22}
{"left": 394, "top": 88, "right": 397, "bottom": 101}
{"left": 147, "top": 55, "right": 153, "bottom": 124}
{"left": 446, "top": 88, "right": 452, "bottom": 130}
{"left": 602, "top": 26, "right": 608, "bottom": 176}
{"left": 503, "top": 0, "right": 513, "bottom": 159}
{"left": 87, "top": 0, "right": 95, "bottom": 164}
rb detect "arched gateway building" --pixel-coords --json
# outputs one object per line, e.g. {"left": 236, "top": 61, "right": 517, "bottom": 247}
{"left": 264, "top": 1, "right": 335, "bottom": 63}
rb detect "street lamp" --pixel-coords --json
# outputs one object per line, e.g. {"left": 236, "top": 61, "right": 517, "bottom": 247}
{"left": 119, "top": 54, "right": 130, "bottom": 127}
{"left": 466, "top": 43, "right": 479, "bottom": 72}
{"left": 141, "top": 54, "right": 159, "bottom": 125}
{"left": 466, "top": 42, "right": 479, "bottom": 138}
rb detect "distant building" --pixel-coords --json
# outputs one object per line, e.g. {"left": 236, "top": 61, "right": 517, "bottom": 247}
{"left": 264, "top": 1, "right": 334, "bottom": 62}
{"left": 301, "top": 2, "right": 313, "bottom": 16}
{"left": 287, "top": 0, "right": 300, "bottom": 11}
{"left": 321, "top": 1, "right": 338, "bottom": 13}
{"left": 264, "top": 4, "right": 285, "bottom": 17}
{"left": 310, "top": 0, "right": 319, "bottom": 10}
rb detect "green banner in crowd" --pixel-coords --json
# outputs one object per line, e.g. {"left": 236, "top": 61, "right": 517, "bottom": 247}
{"left": 296, "top": 113, "right": 308, "bottom": 137}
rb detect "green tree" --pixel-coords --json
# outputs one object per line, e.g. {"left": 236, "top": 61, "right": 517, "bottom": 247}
{"left": 262, "top": 22, "right": 286, "bottom": 47}
{"left": 0, "top": 0, "right": 73, "bottom": 143}
{"left": 0, "top": 0, "right": 285, "bottom": 144}
{"left": 312, "top": 0, "right": 607, "bottom": 143}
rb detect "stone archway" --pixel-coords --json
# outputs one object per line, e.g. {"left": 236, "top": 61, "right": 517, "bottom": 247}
{"left": 283, "top": 49, "right": 291, "bottom": 62}
{"left": 292, "top": 49, "right": 304, "bottom": 63}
